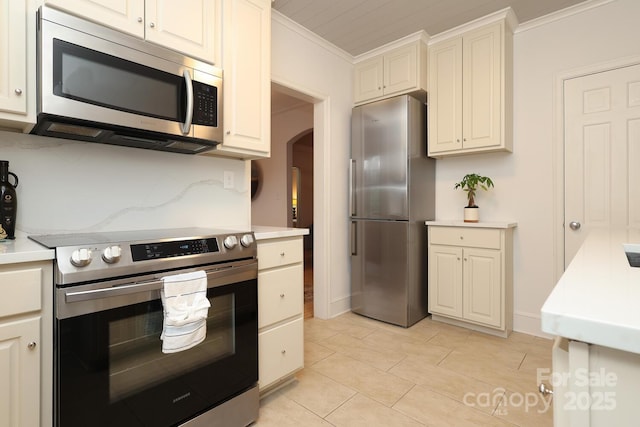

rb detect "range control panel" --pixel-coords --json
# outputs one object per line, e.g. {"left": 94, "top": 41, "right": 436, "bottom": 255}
{"left": 131, "top": 238, "right": 219, "bottom": 261}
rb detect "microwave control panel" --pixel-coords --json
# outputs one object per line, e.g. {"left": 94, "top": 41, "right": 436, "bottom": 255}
{"left": 192, "top": 81, "right": 218, "bottom": 126}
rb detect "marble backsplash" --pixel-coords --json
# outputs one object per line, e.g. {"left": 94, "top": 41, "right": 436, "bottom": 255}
{"left": 0, "top": 130, "right": 250, "bottom": 236}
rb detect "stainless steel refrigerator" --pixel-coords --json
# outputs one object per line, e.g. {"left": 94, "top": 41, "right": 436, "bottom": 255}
{"left": 350, "top": 94, "right": 435, "bottom": 327}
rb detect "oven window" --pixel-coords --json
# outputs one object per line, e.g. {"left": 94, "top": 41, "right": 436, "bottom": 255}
{"left": 108, "top": 293, "right": 234, "bottom": 402}
{"left": 56, "top": 279, "right": 257, "bottom": 427}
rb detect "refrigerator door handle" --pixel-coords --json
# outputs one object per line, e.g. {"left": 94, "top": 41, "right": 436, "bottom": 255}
{"left": 351, "top": 221, "right": 357, "bottom": 256}
{"left": 350, "top": 159, "right": 356, "bottom": 217}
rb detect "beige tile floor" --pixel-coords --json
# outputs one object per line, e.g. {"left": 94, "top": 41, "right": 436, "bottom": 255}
{"left": 255, "top": 312, "right": 554, "bottom": 427}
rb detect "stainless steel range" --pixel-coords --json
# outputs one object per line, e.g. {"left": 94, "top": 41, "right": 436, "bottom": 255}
{"left": 30, "top": 228, "right": 259, "bottom": 427}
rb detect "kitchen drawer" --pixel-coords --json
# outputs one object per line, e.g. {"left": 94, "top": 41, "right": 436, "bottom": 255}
{"left": 0, "top": 268, "right": 42, "bottom": 318}
{"left": 429, "top": 227, "right": 501, "bottom": 249}
{"left": 258, "top": 318, "right": 303, "bottom": 390}
{"left": 257, "top": 237, "right": 303, "bottom": 270}
{"left": 258, "top": 264, "right": 304, "bottom": 328}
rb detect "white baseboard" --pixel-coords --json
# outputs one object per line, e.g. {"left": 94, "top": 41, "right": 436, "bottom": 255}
{"left": 513, "top": 310, "right": 554, "bottom": 339}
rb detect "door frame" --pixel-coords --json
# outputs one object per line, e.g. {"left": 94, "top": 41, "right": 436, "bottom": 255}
{"left": 552, "top": 54, "right": 640, "bottom": 282}
{"left": 271, "top": 76, "right": 332, "bottom": 319}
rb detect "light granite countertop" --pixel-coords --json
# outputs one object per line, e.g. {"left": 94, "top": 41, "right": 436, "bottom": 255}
{"left": 541, "top": 227, "right": 640, "bottom": 354}
{"left": 0, "top": 234, "right": 54, "bottom": 265}
{"left": 251, "top": 225, "right": 309, "bottom": 240}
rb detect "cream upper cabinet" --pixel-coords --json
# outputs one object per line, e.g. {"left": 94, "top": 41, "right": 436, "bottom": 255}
{"left": 354, "top": 39, "right": 427, "bottom": 105}
{"left": 427, "top": 223, "right": 514, "bottom": 337}
{"left": 0, "top": 0, "right": 37, "bottom": 131}
{"left": 428, "top": 13, "right": 514, "bottom": 158}
{"left": 44, "top": 0, "right": 220, "bottom": 64}
{"left": 213, "top": 0, "right": 271, "bottom": 159}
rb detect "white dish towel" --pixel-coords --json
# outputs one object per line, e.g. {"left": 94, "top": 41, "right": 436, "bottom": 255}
{"left": 160, "top": 270, "right": 210, "bottom": 354}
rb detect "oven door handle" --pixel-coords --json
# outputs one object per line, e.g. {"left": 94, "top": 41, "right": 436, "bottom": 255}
{"left": 64, "top": 263, "right": 255, "bottom": 303}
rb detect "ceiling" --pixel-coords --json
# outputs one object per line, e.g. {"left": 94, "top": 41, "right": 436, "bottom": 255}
{"left": 271, "top": 0, "right": 589, "bottom": 57}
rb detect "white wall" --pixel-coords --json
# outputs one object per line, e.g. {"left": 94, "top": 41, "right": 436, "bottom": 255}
{"left": 251, "top": 103, "right": 313, "bottom": 227}
{"left": 435, "top": 0, "right": 640, "bottom": 335}
{"left": 0, "top": 131, "right": 249, "bottom": 235}
{"left": 271, "top": 12, "right": 353, "bottom": 318}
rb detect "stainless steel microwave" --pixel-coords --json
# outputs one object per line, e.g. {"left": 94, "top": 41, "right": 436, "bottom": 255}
{"left": 32, "top": 6, "right": 223, "bottom": 154}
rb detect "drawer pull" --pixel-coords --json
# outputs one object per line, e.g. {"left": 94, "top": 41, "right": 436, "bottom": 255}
{"left": 281, "top": 349, "right": 286, "bottom": 355}
{"left": 280, "top": 293, "right": 285, "bottom": 298}
{"left": 28, "top": 341, "right": 37, "bottom": 350}
{"left": 280, "top": 252, "right": 285, "bottom": 257}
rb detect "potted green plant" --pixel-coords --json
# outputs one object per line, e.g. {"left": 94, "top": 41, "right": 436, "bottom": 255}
{"left": 454, "top": 173, "right": 494, "bottom": 222}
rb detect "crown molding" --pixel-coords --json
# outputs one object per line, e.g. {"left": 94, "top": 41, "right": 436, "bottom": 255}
{"left": 515, "top": 0, "right": 616, "bottom": 34}
{"left": 428, "top": 7, "right": 518, "bottom": 45}
{"left": 353, "top": 30, "right": 430, "bottom": 63}
{"left": 271, "top": 10, "right": 354, "bottom": 63}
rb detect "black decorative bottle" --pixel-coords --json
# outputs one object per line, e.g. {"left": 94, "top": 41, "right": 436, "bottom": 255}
{"left": 0, "top": 160, "right": 18, "bottom": 240}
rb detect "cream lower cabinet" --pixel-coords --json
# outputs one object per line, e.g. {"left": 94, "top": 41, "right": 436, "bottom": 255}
{"left": 256, "top": 236, "right": 304, "bottom": 394}
{"left": 427, "top": 224, "right": 514, "bottom": 337}
{"left": 0, "top": 261, "right": 53, "bottom": 427}
{"left": 547, "top": 337, "right": 640, "bottom": 426}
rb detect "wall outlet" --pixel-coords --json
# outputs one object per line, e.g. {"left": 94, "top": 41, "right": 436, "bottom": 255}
{"left": 223, "top": 171, "right": 234, "bottom": 189}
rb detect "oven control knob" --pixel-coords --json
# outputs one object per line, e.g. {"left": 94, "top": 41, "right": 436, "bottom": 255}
{"left": 70, "top": 248, "right": 92, "bottom": 267}
{"left": 240, "top": 234, "right": 254, "bottom": 248}
{"left": 223, "top": 235, "right": 238, "bottom": 249}
{"left": 102, "top": 245, "right": 122, "bottom": 264}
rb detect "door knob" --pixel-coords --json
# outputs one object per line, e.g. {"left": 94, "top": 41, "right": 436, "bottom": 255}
{"left": 569, "top": 221, "right": 581, "bottom": 230}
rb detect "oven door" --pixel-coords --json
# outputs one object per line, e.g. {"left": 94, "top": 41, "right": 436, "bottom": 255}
{"left": 54, "top": 261, "right": 258, "bottom": 427}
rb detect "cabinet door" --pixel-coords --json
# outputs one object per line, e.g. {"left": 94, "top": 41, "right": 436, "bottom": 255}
{"left": 145, "top": 0, "right": 220, "bottom": 64}
{"left": 218, "top": 0, "right": 270, "bottom": 157}
{"left": 383, "top": 44, "right": 417, "bottom": 97}
{"left": 353, "top": 57, "right": 384, "bottom": 104}
{"left": 462, "top": 247, "right": 501, "bottom": 327}
{"left": 462, "top": 23, "right": 501, "bottom": 149}
{"left": 427, "top": 37, "right": 463, "bottom": 154}
{"left": 428, "top": 245, "right": 463, "bottom": 318}
{"left": 0, "top": 0, "right": 27, "bottom": 116}
{"left": 0, "top": 317, "right": 40, "bottom": 427}
{"left": 45, "top": 0, "right": 145, "bottom": 37}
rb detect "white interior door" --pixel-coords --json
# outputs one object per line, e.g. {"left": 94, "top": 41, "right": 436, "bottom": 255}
{"left": 564, "top": 64, "right": 640, "bottom": 267}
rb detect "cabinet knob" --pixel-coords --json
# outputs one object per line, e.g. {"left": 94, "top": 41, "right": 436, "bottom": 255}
{"left": 280, "top": 293, "right": 285, "bottom": 298}
{"left": 137, "top": 17, "right": 143, "bottom": 23}
{"left": 281, "top": 349, "right": 286, "bottom": 355}
{"left": 226, "top": 130, "right": 231, "bottom": 135}
{"left": 457, "top": 257, "right": 461, "bottom": 261}
{"left": 280, "top": 252, "right": 285, "bottom": 257}
{"left": 463, "top": 138, "right": 467, "bottom": 142}
{"left": 28, "top": 341, "right": 37, "bottom": 350}
{"left": 459, "top": 236, "right": 464, "bottom": 240}
{"left": 464, "top": 258, "right": 468, "bottom": 261}
{"left": 14, "top": 88, "right": 22, "bottom": 95}
{"left": 538, "top": 383, "right": 554, "bottom": 396}
{"left": 149, "top": 22, "right": 155, "bottom": 28}
{"left": 457, "top": 139, "right": 460, "bottom": 143}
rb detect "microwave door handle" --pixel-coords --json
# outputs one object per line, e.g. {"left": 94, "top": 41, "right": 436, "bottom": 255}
{"left": 182, "top": 69, "right": 194, "bottom": 134}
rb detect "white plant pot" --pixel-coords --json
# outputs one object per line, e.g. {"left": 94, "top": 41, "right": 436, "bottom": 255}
{"left": 464, "top": 207, "right": 479, "bottom": 223}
